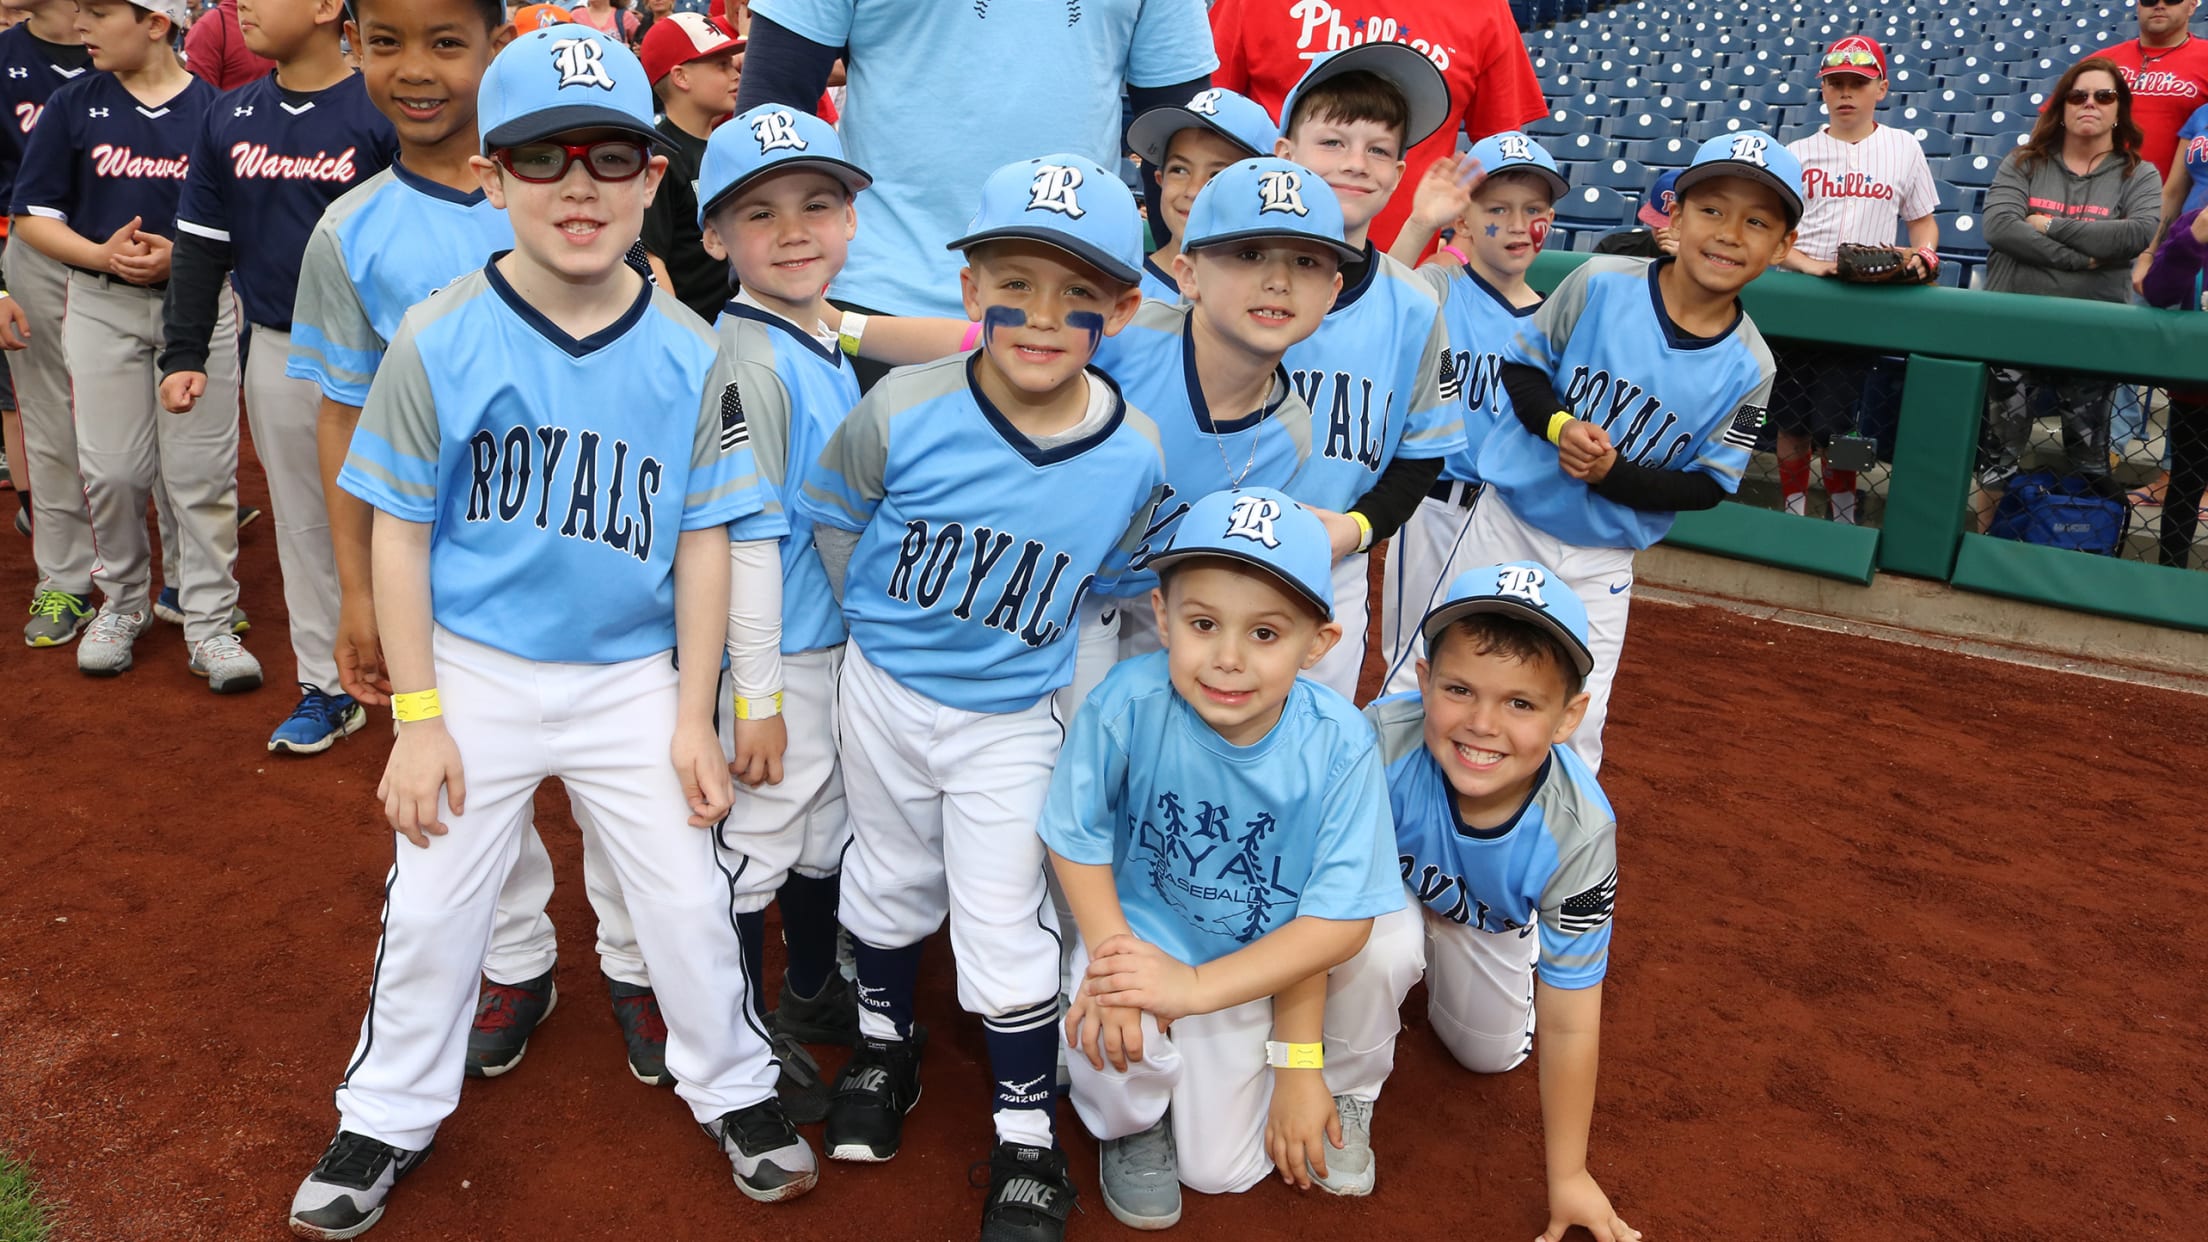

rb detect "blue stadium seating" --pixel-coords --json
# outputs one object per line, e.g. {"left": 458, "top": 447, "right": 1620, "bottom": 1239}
{"left": 1554, "top": 185, "right": 1636, "bottom": 248}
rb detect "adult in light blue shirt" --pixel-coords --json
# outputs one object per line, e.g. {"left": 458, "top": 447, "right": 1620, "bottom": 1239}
{"left": 736, "top": 0, "right": 1216, "bottom": 321}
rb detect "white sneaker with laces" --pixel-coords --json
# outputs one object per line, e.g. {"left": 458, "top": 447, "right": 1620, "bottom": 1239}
{"left": 189, "top": 633, "right": 264, "bottom": 694}
{"left": 1312, "top": 1094, "right": 1376, "bottom": 1196}
{"left": 77, "top": 607, "right": 149, "bottom": 676}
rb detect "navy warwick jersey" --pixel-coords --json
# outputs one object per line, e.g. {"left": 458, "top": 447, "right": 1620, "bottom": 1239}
{"left": 0, "top": 26, "right": 90, "bottom": 210}
{"left": 176, "top": 72, "right": 396, "bottom": 329}
{"left": 12, "top": 72, "right": 218, "bottom": 244}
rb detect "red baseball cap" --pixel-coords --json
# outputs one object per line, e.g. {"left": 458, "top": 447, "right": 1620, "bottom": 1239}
{"left": 641, "top": 12, "right": 744, "bottom": 83}
{"left": 1818, "top": 35, "right": 1887, "bottom": 81}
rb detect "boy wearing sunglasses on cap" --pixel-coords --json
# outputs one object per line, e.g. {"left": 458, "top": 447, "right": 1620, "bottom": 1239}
{"left": 1772, "top": 35, "right": 1939, "bottom": 526}
{"left": 292, "top": 26, "right": 813, "bottom": 1238}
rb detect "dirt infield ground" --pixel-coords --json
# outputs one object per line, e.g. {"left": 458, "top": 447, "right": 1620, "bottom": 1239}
{"left": 3, "top": 452, "right": 2203, "bottom": 1241}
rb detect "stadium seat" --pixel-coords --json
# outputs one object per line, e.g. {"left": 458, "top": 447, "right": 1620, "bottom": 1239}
{"left": 1610, "top": 111, "right": 1673, "bottom": 142}
{"left": 1582, "top": 158, "right": 1647, "bottom": 192}
{"left": 1527, "top": 108, "right": 1585, "bottom": 139}
{"left": 1946, "top": 152, "right": 2003, "bottom": 188}
{"left": 1553, "top": 185, "right": 1635, "bottom": 248}
{"left": 1956, "top": 107, "right": 2025, "bottom": 137}
{"left": 1639, "top": 135, "right": 1698, "bottom": 166}
{"left": 1912, "top": 126, "right": 1959, "bottom": 158}
{"left": 1938, "top": 211, "right": 1990, "bottom": 286}
{"left": 1554, "top": 131, "right": 1618, "bottom": 164}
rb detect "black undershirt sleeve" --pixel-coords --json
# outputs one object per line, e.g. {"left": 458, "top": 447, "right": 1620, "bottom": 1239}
{"left": 731, "top": 15, "right": 842, "bottom": 115}
{"left": 1349, "top": 453, "right": 1446, "bottom": 540}
{"left": 157, "top": 231, "right": 234, "bottom": 379}
{"left": 1501, "top": 361, "right": 1565, "bottom": 438}
{"left": 1590, "top": 461, "right": 1726, "bottom": 512}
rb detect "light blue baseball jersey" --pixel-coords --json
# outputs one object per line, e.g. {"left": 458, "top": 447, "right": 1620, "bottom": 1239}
{"left": 1365, "top": 692, "right": 1616, "bottom": 989}
{"left": 1279, "top": 246, "right": 1463, "bottom": 506}
{"left": 794, "top": 353, "right": 1167, "bottom": 713}
{"left": 287, "top": 162, "right": 514, "bottom": 406}
{"left": 1090, "top": 300, "right": 1317, "bottom": 598}
{"left": 1138, "top": 255, "right": 1180, "bottom": 304}
{"left": 337, "top": 264, "right": 784, "bottom": 664}
{"left": 1415, "top": 262, "right": 1542, "bottom": 485}
{"left": 714, "top": 297, "right": 862, "bottom": 655}
{"left": 1478, "top": 255, "right": 1775, "bottom": 550}
{"left": 1040, "top": 653, "right": 1404, "bottom": 967}
{"left": 752, "top": 0, "right": 1215, "bottom": 317}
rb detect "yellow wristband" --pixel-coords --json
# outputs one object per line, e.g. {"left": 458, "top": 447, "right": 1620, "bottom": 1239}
{"left": 392, "top": 688, "right": 442, "bottom": 723}
{"left": 733, "top": 691, "right": 784, "bottom": 720}
{"left": 1264, "top": 1040, "right": 1325, "bottom": 1070}
{"left": 837, "top": 310, "right": 870, "bottom": 358}
{"left": 1347, "top": 510, "right": 1374, "bottom": 554}
{"left": 1545, "top": 410, "right": 1574, "bottom": 445}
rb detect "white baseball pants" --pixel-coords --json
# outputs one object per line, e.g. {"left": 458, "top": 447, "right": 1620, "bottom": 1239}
{"left": 1326, "top": 902, "right": 1539, "bottom": 1083}
{"left": 241, "top": 326, "right": 341, "bottom": 690}
{"left": 6, "top": 242, "right": 94, "bottom": 598}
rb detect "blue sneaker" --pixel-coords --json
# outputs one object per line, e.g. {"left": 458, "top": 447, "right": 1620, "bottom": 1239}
{"left": 269, "top": 686, "right": 368, "bottom": 755}
{"left": 154, "top": 586, "right": 250, "bottom": 633}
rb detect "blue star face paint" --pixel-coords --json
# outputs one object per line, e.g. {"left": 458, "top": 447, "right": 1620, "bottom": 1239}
{"left": 1485, "top": 223, "right": 1501, "bottom": 237}
{"left": 1066, "top": 309, "right": 1106, "bottom": 355}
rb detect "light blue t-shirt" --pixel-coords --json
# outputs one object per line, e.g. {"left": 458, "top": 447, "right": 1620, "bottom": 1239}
{"left": 1366, "top": 693, "right": 1617, "bottom": 990}
{"left": 1089, "top": 300, "right": 1317, "bottom": 598}
{"left": 713, "top": 298, "right": 862, "bottom": 654}
{"left": 1415, "top": 262, "right": 1542, "bottom": 484}
{"left": 2181, "top": 104, "right": 2208, "bottom": 218}
{"left": 288, "top": 162, "right": 515, "bottom": 406}
{"left": 1040, "top": 653, "right": 1404, "bottom": 967}
{"left": 1478, "top": 255, "right": 1775, "bottom": 550}
{"left": 793, "top": 353, "right": 1167, "bottom": 713}
{"left": 337, "top": 264, "right": 784, "bottom": 664}
{"left": 753, "top": 0, "right": 1216, "bottom": 316}
{"left": 1282, "top": 246, "right": 1465, "bottom": 504}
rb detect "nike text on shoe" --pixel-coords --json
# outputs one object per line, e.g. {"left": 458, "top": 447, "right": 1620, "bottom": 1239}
{"left": 24, "top": 589, "right": 93, "bottom": 647}
{"left": 1311, "top": 1094, "right": 1375, "bottom": 1196}
{"left": 824, "top": 1026, "right": 927, "bottom": 1162}
{"left": 977, "top": 1141, "right": 1078, "bottom": 1242}
{"left": 76, "top": 606, "right": 149, "bottom": 676}
{"left": 190, "top": 634, "right": 264, "bottom": 694}
{"left": 288, "top": 1130, "right": 429, "bottom": 1240}
{"left": 1100, "top": 1115, "right": 1181, "bottom": 1228}
{"left": 269, "top": 687, "right": 369, "bottom": 755}
{"left": 465, "top": 969, "right": 557, "bottom": 1078}
{"left": 604, "top": 974, "right": 672, "bottom": 1086}
{"left": 705, "top": 1098, "right": 819, "bottom": 1203}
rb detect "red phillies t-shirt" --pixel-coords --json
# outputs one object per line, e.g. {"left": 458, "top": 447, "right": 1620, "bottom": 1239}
{"left": 1209, "top": 0, "right": 1548, "bottom": 251}
{"left": 2100, "top": 36, "right": 2208, "bottom": 176}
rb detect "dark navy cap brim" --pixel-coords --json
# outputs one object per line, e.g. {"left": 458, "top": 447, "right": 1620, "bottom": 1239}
{"left": 1671, "top": 162, "right": 1805, "bottom": 224}
{"left": 484, "top": 105, "right": 671, "bottom": 155}
{"left": 1147, "top": 547, "right": 1334, "bottom": 620}
{"left": 946, "top": 226, "right": 1142, "bottom": 286}
{"left": 699, "top": 156, "right": 873, "bottom": 223}
{"left": 1126, "top": 106, "right": 1268, "bottom": 167}
{"left": 1180, "top": 225, "right": 1362, "bottom": 265}
{"left": 1419, "top": 597, "right": 1595, "bottom": 678}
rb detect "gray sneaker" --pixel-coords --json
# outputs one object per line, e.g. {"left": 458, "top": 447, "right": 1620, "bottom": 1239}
{"left": 1100, "top": 1115, "right": 1181, "bottom": 1229}
{"left": 189, "top": 633, "right": 264, "bottom": 694}
{"left": 77, "top": 606, "right": 149, "bottom": 676}
{"left": 25, "top": 589, "right": 93, "bottom": 647}
{"left": 1311, "top": 1094, "right": 1375, "bottom": 1196}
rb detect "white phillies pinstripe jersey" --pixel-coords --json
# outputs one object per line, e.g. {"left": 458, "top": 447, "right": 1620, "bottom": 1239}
{"left": 1786, "top": 124, "right": 1939, "bottom": 261}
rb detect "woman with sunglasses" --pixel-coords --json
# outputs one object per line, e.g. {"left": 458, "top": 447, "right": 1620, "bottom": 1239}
{"left": 1975, "top": 58, "right": 2166, "bottom": 527}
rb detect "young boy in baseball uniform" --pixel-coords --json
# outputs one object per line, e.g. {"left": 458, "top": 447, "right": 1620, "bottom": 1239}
{"left": 1474, "top": 132, "right": 1800, "bottom": 772}
{"left": 1270, "top": 42, "right": 1465, "bottom": 699}
{"left": 158, "top": 0, "right": 398, "bottom": 750}
{"left": 1, "top": 0, "right": 98, "bottom": 649}
{"left": 793, "top": 153, "right": 1165, "bottom": 1242}
{"left": 1336, "top": 562, "right": 1637, "bottom": 1242}
{"left": 1774, "top": 35, "right": 1938, "bottom": 524}
{"left": 288, "top": 0, "right": 681, "bottom": 1091}
{"left": 291, "top": 27, "right": 812, "bottom": 1238}
{"left": 11, "top": 0, "right": 256, "bottom": 688}
{"left": 1124, "top": 85, "right": 1280, "bottom": 303}
{"left": 691, "top": 101, "right": 871, "bottom": 1122}
{"left": 1041, "top": 486, "right": 1403, "bottom": 1228}
{"left": 1376, "top": 131, "right": 1569, "bottom": 698}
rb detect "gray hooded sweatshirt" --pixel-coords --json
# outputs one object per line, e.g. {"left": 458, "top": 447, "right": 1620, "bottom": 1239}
{"left": 1982, "top": 146, "right": 2163, "bottom": 302}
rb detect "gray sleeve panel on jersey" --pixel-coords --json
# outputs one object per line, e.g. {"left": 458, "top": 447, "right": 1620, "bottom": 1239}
{"left": 1512, "top": 256, "right": 1625, "bottom": 372}
{"left": 715, "top": 320, "right": 798, "bottom": 492}
{"left": 1108, "top": 406, "right": 1170, "bottom": 566}
{"left": 1410, "top": 261, "right": 1453, "bottom": 303}
{"left": 347, "top": 318, "right": 442, "bottom": 503}
{"left": 815, "top": 524, "right": 858, "bottom": 603}
{"left": 1364, "top": 694, "right": 1431, "bottom": 767}
{"left": 800, "top": 355, "right": 964, "bottom": 525}
{"left": 1130, "top": 298, "right": 1191, "bottom": 335}
{"left": 1533, "top": 777, "right": 1620, "bottom": 949}
{"left": 1402, "top": 299, "right": 1455, "bottom": 434}
{"left": 288, "top": 216, "right": 383, "bottom": 400}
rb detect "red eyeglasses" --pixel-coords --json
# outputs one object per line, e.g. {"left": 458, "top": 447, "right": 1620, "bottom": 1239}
{"left": 494, "top": 140, "right": 651, "bottom": 184}
{"left": 2065, "top": 88, "right": 2120, "bottom": 105}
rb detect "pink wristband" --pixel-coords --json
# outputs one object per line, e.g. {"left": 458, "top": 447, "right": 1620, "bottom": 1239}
{"left": 960, "top": 321, "right": 983, "bottom": 351}
{"left": 1439, "top": 244, "right": 1470, "bottom": 266}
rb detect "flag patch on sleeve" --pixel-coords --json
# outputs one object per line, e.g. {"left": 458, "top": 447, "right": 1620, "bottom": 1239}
{"left": 1556, "top": 870, "right": 1617, "bottom": 935}
{"left": 1437, "top": 347, "right": 1463, "bottom": 405}
{"left": 1720, "top": 403, "right": 1767, "bottom": 450}
{"left": 719, "top": 382, "right": 749, "bottom": 453}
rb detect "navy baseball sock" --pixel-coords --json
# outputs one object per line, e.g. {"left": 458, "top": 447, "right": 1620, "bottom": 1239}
{"left": 777, "top": 872, "right": 841, "bottom": 999}
{"left": 735, "top": 908, "right": 767, "bottom": 1024}
{"left": 983, "top": 1005, "right": 1060, "bottom": 1148}
{"left": 850, "top": 938, "right": 922, "bottom": 1042}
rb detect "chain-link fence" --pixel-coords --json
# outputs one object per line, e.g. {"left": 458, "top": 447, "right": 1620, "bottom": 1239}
{"left": 1735, "top": 340, "right": 1904, "bottom": 530}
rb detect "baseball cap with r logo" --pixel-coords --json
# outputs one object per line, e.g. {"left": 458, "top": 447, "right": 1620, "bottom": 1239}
{"left": 1146, "top": 487, "right": 1335, "bottom": 619}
